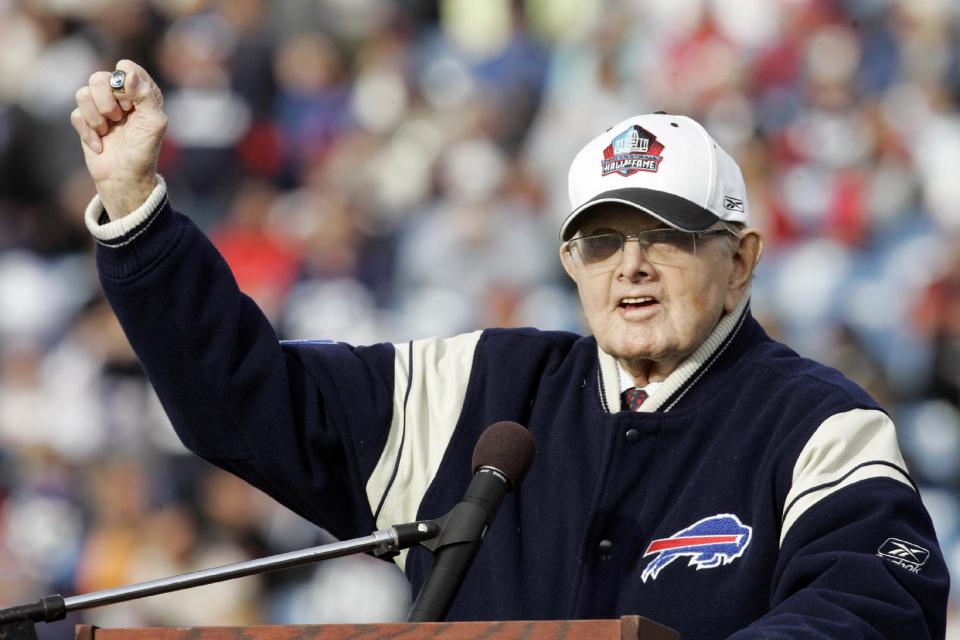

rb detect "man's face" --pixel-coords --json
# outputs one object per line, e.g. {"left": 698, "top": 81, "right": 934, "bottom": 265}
{"left": 560, "top": 205, "right": 753, "bottom": 381}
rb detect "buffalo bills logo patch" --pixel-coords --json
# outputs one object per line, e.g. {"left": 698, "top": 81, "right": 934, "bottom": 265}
{"left": 602, "top": 125, "right": 664, "bottom": 176}
{"left": 641, "top": 513, "right": 752, "bottom": 582}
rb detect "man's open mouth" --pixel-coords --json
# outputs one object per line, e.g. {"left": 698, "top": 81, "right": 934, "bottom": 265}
{"left": 619, "top": 297, "right": 658, "bottom": 310}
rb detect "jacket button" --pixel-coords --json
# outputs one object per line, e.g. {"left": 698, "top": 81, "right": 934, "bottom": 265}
{"left": 598, "top": 539, "right": 613, "bottom": 558}
{"left": 625, "top": 428, "right": 640, "bottom": 443}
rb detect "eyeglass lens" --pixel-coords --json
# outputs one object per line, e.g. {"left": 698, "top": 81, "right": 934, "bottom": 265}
{"left": 570, "top": 230, "right": 705, "bottom": 268}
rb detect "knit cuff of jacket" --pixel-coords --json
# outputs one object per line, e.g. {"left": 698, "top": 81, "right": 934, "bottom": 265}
{"left": 84, "top": 174, "right": 167, "bottom": 239}
{"left": 84, "top": 175, "right": 180, "bottom": 280}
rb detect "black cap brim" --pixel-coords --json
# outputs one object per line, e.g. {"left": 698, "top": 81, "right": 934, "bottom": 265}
{"left": 560, "top": 187, "right": 719, "bottom": 240}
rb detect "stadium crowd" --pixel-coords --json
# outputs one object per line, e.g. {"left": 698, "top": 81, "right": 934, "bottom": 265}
{"left": 0, "top": 0, "right": 959, "bottom": 636}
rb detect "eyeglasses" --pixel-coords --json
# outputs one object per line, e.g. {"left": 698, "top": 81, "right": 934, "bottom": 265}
{"left": 565, "top": 228, "right": 732, "bottom": 270}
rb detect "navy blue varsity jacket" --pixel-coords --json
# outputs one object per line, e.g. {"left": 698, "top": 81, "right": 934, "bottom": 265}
{"left": 86, "top": 179, "right": 948, "bottom": 639}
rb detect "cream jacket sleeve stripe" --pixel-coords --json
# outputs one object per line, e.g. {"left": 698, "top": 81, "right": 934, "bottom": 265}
{"left": 779, "top": 408, "right": 916, "bottom": 546}
{"left": 365, "top": 332, "right": 483, "bottom": 530}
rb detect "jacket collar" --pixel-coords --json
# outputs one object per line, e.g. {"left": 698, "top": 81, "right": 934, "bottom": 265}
{"left": 596, "top": 294, "right": 751, "bottom": 413}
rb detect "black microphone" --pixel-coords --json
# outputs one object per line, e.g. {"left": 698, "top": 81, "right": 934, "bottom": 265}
{"left": 407, "top": 421, "right": 536, "bottom": 622}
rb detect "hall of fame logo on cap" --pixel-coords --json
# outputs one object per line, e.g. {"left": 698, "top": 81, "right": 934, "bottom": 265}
{"left": 601, "top": 125, "right": 665, "bottom": 177}
{"left": 877, "top": 537, "right": 930, "bottom": 574}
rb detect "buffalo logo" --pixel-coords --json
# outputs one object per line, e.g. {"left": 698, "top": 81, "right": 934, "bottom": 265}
{"left": 602, "top": 125, "right": 665, "bottom": 176}
{"left": 877, "top": 538, "right": 929, "bottom": 574}
{"left": 641, "top": 513, "right": 752, "bottom": 582}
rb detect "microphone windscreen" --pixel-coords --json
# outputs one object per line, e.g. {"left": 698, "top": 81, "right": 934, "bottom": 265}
{"left": 471, "top": 421, "right": 536, "bottom": 488}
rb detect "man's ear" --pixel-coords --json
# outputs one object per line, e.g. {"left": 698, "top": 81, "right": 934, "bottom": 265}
{"left": 559, "top": 243, "right": 578, "bottom": 281}
{"left": 725, "top": 229, "right": 764, "bottom": 312}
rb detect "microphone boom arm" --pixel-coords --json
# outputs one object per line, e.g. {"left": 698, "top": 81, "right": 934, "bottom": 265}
{"left": 0, "top": 520, "right": 437, "bottom": 639}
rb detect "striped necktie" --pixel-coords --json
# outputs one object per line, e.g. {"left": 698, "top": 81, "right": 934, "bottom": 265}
{"left": 622, "top": 387, "right": 649, "bottom": 412}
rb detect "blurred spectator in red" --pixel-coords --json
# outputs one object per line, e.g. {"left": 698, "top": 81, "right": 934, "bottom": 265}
{"left": 210, "top": 180, "right": 300, "bottom": 321}
{"left": 914, "top": 240, "right": 960, "bottom": 405}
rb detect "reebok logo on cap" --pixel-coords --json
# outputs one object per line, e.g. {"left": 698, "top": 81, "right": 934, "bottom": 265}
{"left": 723, "top": 196, "right": 744, "bottom": 212}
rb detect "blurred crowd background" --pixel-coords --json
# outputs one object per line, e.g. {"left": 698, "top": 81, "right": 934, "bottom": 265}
{"left": 1, "top": 0, "right": 959, "bottom": 636}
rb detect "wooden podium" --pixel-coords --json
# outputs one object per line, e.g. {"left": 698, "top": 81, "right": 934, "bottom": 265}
{"left": 75, "top": 616, "right": 680, "bottom": 639}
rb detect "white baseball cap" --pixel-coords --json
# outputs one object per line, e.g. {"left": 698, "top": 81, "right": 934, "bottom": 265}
{"left": 560, "top": 113, "right": 749, "bottom": 240}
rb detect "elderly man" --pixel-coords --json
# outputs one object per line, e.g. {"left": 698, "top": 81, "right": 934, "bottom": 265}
{"left": 72, "top": 61, "right": 947, "bottom": 638}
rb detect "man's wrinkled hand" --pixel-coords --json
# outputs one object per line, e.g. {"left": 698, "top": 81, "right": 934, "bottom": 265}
{"left": 70, "top": 60, "right": 167, "bottom": 219}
